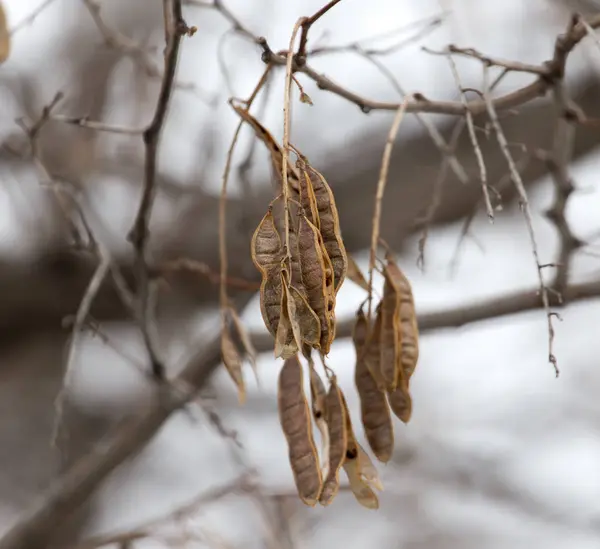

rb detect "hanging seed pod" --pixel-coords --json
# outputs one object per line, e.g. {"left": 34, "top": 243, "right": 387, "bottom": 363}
{"left": 278, "top": 356, "right": 323, "bottom": 506}
{"left": 251, "top": 210, "right": 284, "bottom": 337}
{"left": 251, "top": 210, "right": 282, "bottom": 273}
{"left": 339, "top": 391, "right": 381, "bottom": 509}
{"left": 275, "top": 277, "right": 299, "bottom": 360}
{"left": 319, "top": 380, "right": 348, "bottom": 506}
{"left": 380, "top": 270, "right": 401, "bottom": 392}
{"left": 387, "top": 384, "right": 412, "bottom": 424}
{"left": 309, "top": 364, "right": 330, "bottom": 479}
{"left": 221, "top": 325, "right": 246, "bottom": 404}
{"left": 298, "top": 215, "right": 333, "bottom": 353}
{"left": 363, "top": 305, "right": 386, "bottom": 390}
{"left": 296, "top": 156, "right": 348, "bottom": 293}
{"left": 287, "top": 283, "right": 321, "bottom": 350}
{"left": 384, "top": 252, "right": 419, "bottom": 383}
{"left": 298, "top": 168, "right": 320, "bottom": 228}
{"left": 354, "top": 314, "right": 394, "bottom": 463}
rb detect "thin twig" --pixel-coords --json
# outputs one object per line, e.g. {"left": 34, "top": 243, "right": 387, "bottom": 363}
{"left": 219, "top": 66, "right": 271, "bottom": 313}
{"left": 296, "top": 0, "right": 344, "bottom": 62}
{"left": 281, "top": 19, "right": 304, "bottom": 261}
{"left": 51, "top": 248, "right": 112, "bottom": 448}
{"left": 482, "top": 65, "right": 558, "bottom": 376}
{"left": 127, "top": 0, "right": 190, "bottom": 380}
{"left": 446, "top": 53, "right": 493, "bottom": 219}
{"left": 367, "top": 97, "right": 410, "bottom": 317}
{"left": 51, "top": 114, "right": 144, "bottom": 135}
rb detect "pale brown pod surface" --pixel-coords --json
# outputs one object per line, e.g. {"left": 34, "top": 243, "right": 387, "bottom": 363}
{"left": 355, "top": 343, "right": 394, "bottom": 463}
{"left": 259, "top": 266, "right": 283, "bottom": 337}
{"left": 298, "top": 168, "right": 320, "bottom": 228}
{"left": 387, "top": 384, "right": 412, "bottom": 423}
{"left": 380, "top": 274, "right": 401, "bottom": 392}
{"left": 278, "top": 357, "right": 323, "bottom": 506}
{"left": 251, "top": 210, "right": 282, "bottom": 274}
{"left": 275, "top": 280, "right": 299, "bottom": 359}
{"left": 221, "top": 326, "right": 246, "bottom": 404}
{"left": 301, "top": 160, "right": 348, "bottom": 293}
{"left": 309, "top": 365, "right": 330, "bottom": 479}
{"left": 363, "top": 306, "right": 385, "bottom": 389}
{"left": 384, "top": 254, "right": 419, "bottom": 382}
{"left": 287, "top": 284, "right": 321, "bottom": 350}
{"left": 339, "top": 392, "right": 380, "bottom": 510}
{"left": 298, "top": 215, "right": 332, "bottom": 353}
{"left": 319, "top": 381, "right": 348, "bottom": 506}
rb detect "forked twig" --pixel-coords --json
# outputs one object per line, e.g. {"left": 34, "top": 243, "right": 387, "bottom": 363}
{"left": 127, "top": 0, "right": 190, "bottom": 380}
{"left": 482, "top": 66, "right": 558, "bottom": 376}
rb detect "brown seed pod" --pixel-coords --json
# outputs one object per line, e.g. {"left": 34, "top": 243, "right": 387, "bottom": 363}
{"left": 309, "top": 364, "right": 330, "bottom": 479}
{"left": 221, "top": 325, "right": 246, "bottom": 404}
{"left": 259, "top": 266, "right": 283, "bottom": 337}
{"left": 387, "top": 384, "right": 412, "bottom": 423}
{"left": 298, "top": 168, "right": 320, "bottom": 228}
{"left": 383, "top": 253, "right": 419, "bottom": 382}
{"left": 231, "top": 103, "right": 300, "bottom": 191}
{"left": 278, "top": 356, "right": 323, "bottom": 506}
{"left": 287, "top": 283, "right": 321, "bottom": 350}
{"left": 363, "top": 305, "right": 386, "bottom": 390}
{"left": 298, "top": 215, "right": 333, "bottom": 353}
{"left": 338, "top": 390, "right": 382, "bottom": 509}
{"left": 251, "top": 210, "right": 282, "bottom": 274}
{"left": 275, "top": 277, "right": 299, "bottom": 360}
{"left": 380, "top": 271, "right": 401, "bottom": 392}
{"left": 354, "top": 318, "right": 394, "bottom": 463}
{"left": 297, "top": 157, "right": 348, "bottom": 293}
{"left": 319, "top": 380, "right": 348, "bottom": 506}
{"left": 343, "top": 457, "right": 379, "bottom": 510}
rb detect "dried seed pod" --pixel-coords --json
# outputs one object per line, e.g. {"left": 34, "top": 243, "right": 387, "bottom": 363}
{"left": 343, "top": 457, "right": 379, "bottom": 510}
{"left": 387, "top": 384, "right": 412, "bottom": 423}
{"left": 355, "top": 322, "right": 394, "bottom": 463}
{"left": 339, "top": 391, "right": 381, "bottom": 509}
{"left": 298, "top": 215, "right": 333, "bottom": 353}
{"left": 356, "top": 442, "right": 384, "bottom": 492}
{"left": 383, "top": 252, "right": 419, "bottom": 382}
{"left": 380, "top": 272, "right": 401, "bottom": 392}
{"left": 287, "top": 284, "right": 321, "bottom": 350}
{"left": 317, "top": 231, "right": 337, "bottom": 343}
{"left": 275, "top": 279, "right": 299, "bottom": 360}
{"left": 363, "top": 305, "right": 386, "bottom": 390}
{"left": 319, "top": 380, "right": 348, "bottom": 506}
{"left": 346, "top": 255, "right": 370, "bottom": 293}
{"left": 298, "top": 169, "right": 320, "bottom": 228}
{"left": 278, "top": 356, "right": 323, "bottom": 506}
{"left": 309, "top": 365, "right": 330, "bottom": 480}
{"left": 231, "top": 104, "right": 300, "bottom": 191}
{"left": 297, "top": 157, "right": 348, "bottom": 293}
{"left": 221, "top": 325, "right": 246, "bottom": 404}
{"left": 251, "top": 210, "right": 282, "bottom": 274}
{"left": 259, "top": 266, "right": 283, "bottom": 337}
